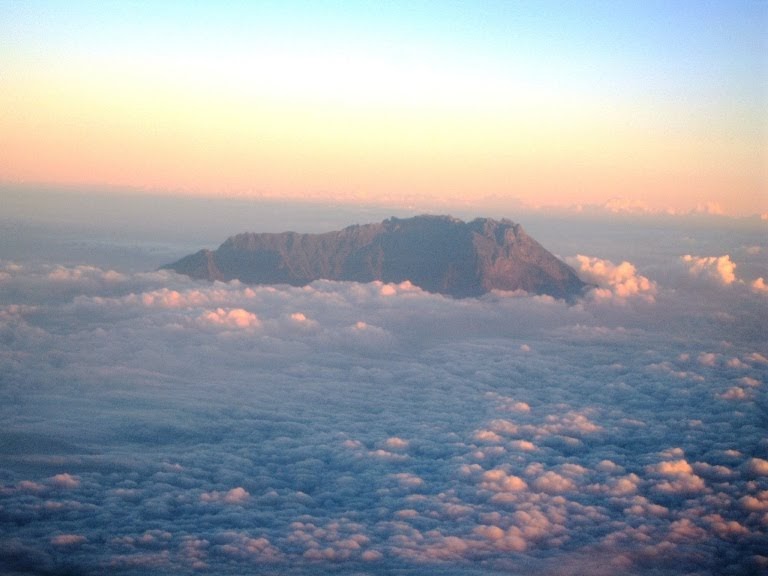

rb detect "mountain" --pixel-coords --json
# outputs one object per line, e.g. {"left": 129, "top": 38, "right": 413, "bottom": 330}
{"left": 163, "top": 215, "right": 587, "bottom": 299}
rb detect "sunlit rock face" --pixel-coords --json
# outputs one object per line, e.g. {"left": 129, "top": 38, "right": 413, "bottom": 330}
{"left": 164, "top": 215, "right": 587, "bottom": 299}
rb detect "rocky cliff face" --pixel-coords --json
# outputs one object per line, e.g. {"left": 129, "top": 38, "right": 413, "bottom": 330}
{"left": 163, "top": 215, "right": 586, "bottom": 299}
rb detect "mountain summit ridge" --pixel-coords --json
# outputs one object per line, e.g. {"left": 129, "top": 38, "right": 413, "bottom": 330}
{"left": 163, "top": 215, "right": 586, "bottom": 299}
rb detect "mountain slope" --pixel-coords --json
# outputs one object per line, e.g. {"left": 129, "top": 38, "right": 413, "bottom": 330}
{"left": 163, "top": 215, "right": 586, "bottom": 299}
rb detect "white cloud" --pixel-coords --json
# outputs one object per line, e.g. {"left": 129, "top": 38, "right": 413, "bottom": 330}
{"left": 566, "top": 255, "right": 656, "bottom": 303}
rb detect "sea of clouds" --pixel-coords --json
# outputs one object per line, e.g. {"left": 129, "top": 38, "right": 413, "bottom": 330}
{"left": 1, "top": 213, "right": 766, "bottom": 575}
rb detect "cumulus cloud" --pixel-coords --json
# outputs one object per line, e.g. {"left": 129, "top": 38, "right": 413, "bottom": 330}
{"left": 718, "top": 386, "right": 753, "bottom": 400}
{"left": 198, "top": 307, "right": 260, "bottom": 329}
{"left": 214, "top": 531, "right": 282, "bottom": 562}
{"left": 747, "top": 458, "right": 768, "bottom": 477}
{"left": 49, "top": 473, "right": 80, "bottom": 489}
{"left": 200, "top": 487, "right": 251, "bottom": 505}
{"left": 384, "top": 437, "right": 410, "bottom": 450}
{"left": 697, "top": 352, "right": 718, "bottom": 367}
{"left": 390, "top": 473, "right": 424, "bottom": 489}
{"left": 751, "top": 277, "right": 768, "bottom": 294}
{"left": 681, "top": 254, "right": 737, "bottom": 284}
{"left": 531, "top": 470, "right": 576, "bottom": 494}
{"left": 566, "top": 255, "right": 657, "bottom": 303}
{"left": 646, "top": 459, "right": 707, "bottom": 494}
{"left": 601, "top": 197, "right": 655, "bottom": 214}
{"left": 509, "top": 440, "right": 537, "bottom": 452}
{"left": 51, "top": 534, "right": 87, "bottom": 547}
{"left": 479, "top": 468, "right": 528, "bottom": 495}
{"left": 47, "top": 265, "right": 126, "bottom": 285}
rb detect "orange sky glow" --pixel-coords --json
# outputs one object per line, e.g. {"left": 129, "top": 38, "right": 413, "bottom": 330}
{"left": 1, "top": 2, "right": 766, "bottom": 216}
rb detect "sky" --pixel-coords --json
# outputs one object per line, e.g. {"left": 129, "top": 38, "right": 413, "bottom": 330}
{"left": 1, "top": 0, "right": 767, "bottom": 215}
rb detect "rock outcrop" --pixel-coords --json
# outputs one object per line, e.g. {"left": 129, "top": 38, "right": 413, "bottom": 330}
{"left": 163, "top": 215, "right": 586, "bottom": 299}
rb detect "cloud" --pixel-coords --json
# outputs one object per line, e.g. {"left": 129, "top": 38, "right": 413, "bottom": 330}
{"left": 530, "top": 470, "right": 576, "bottom": 494}
{"left": 2, "top": 220, "right": 767, "bottom": 576}
{"left": 51, "top": 534, "right": 87, "bottom": 547}
{"left": 681, "top": 254, "right": 737, "bottom": 284}
{"left": 390, "top": 473, "right": 424, "bottom": 489}
{"left": 740, "top": 492, "right": 768, "bottom": 512}
{"left": 200, "top": 487, "right": 251, "bottom": 505}
{"left": 47, "top": 265, "right": 126, "bottom": 285}
{"left": 198, "top": 307, "right": 260, "bottom": 329}
{"left": 747, "top": 458, "right": 768, "bottom": 477}
{"left": 49, "top": 473, "right": 80, "bottom": 489}
{"left": 718, "top": 386, "right": 753, "bottom": 400}
{"left": 646, "top": 459, "right": 707, "bottom": 494}
{"left": 479, "top": 469, "right": 528, "bottom": 494}
{"left": 384, "top": 437, "right": 410, "bottom": 450}
{"left": 751, "top": 277, "right": 768, "bottom": 294}
{"left": 601, "top": 197, "right": 655, "bottom": 214}
{"left": 695, "top": 201, "right": 725, "bottom": 216}
{"left": 565, "top": 255, "right": 657, "bottom": 303}
{"left": 213, "top": 532, "right": 282, "bottom": 562}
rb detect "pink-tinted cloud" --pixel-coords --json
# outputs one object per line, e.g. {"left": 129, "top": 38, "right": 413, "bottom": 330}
{"left": 746, "top": 458, "right": 768, "bottom": 477}
{"left": 751, "top": 277, "right": 768, "bottom": 294}
{"left": 51, "top": 534, "right": 87, "bottom": 546}
{"left": 49, "top": 473, "right": 80, "bottom": 489}
{"left": 198, "top": 307, "right": 260, "bottom": 329}
{"left": 681, "top": 254, "right": 737, "bottom": 284}
{"left": 566, "top": 255, "right": 656, "bottom": 303}
{"left": 200, "top": 487, "right": 250, "bottom": 504}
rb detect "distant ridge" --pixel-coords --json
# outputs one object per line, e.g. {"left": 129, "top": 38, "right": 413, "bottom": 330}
{"left": 163, "top": 215, "right": 587, "bottom": 299}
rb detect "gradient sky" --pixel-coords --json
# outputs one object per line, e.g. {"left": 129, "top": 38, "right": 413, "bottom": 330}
{"left": 1, "top": 1, "right": 766, "bottom": 215}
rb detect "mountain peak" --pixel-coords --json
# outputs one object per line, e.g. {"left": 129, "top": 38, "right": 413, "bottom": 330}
{"left": 163, "top": 215, "right": 586, "bottom": 299}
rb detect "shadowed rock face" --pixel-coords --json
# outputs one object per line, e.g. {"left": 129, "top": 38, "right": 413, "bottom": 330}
{"left": 163, "top": 215, "right": 587, "bottom": 299}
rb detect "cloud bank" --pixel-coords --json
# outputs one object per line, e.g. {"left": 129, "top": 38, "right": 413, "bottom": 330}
{"left": 1, "top": 230, "right": 766, "bottom": 575}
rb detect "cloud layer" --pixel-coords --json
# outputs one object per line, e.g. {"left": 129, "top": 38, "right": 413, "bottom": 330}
{"left": 1, "top": 229, "right": 767, "bottom": 575}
